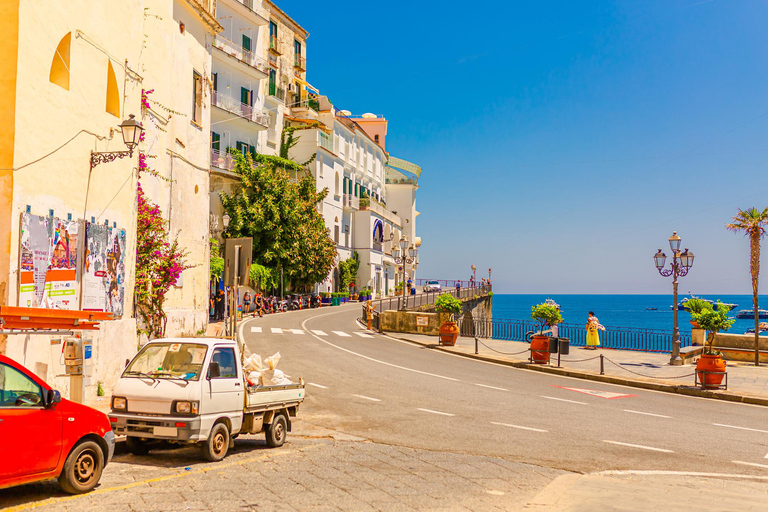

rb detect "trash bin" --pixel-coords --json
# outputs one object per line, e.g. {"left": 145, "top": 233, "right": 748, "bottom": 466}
{"left": 559, "top": 338, "right": 570, "bottom": 355}
{"left": 331, "top": 297, "right": 341, "bottom": 306}
{"left": 549, "top": 337, "right": 559, "bottom": 353}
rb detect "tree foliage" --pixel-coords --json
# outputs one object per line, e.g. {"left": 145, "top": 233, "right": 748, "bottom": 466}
{"left": 338, "top": 252, "right": 360, "bottom": 291}
{"left": 220, "top": 150, "right": 337, "bottom": 291}
{"left": 209, "top": 238, "right": 224, "bottom": 281}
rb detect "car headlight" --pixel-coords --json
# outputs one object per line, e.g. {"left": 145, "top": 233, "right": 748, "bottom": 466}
{"left": 112, "top": 396, "right": 127, "bottom": 411}
{"left": 175, "top": 401, "right": 198, "bottom": 414}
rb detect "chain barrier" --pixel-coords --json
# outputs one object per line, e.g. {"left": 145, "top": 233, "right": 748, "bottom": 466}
{"left": 477, "top": 339, "right": 531, "bottom": 356}
{"left": 604, "top": 357, "right": 695, "bottom": 379}
{"left": 557, "top": 355, "right": 602, "bottom": 363}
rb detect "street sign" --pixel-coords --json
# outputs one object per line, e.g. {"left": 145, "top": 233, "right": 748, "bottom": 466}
{"left": 554, "top": 386, "right": 636, "bottom": 400}
{"left": 223, "top": 238, "right": 252, "bottom": 287}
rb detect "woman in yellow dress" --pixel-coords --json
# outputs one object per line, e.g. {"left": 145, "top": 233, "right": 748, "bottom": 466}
{"left": 586, "top": 311, "right": 604, "bottom": 349}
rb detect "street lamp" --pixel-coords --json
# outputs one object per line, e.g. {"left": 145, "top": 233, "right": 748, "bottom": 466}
{"left": 90, "top": 115, "right": 144, "bottom": 170}
{"left": 654, "top": 231, "right": 695, "bottom": 365}
{"left": 393, "top": 237, "right": 417, "bottom": 309}
{"left": 222, "top": 212, "right": 230, "bottom": 232}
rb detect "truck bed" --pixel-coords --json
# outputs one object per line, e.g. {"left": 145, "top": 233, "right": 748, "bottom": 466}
{"left": 245, "top": 381, "right": 305, "bottom": 413}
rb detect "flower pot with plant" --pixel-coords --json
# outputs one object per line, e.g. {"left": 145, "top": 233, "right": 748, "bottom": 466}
{"left": 683, "top": 298, "right": 712, "bottom": 329}
{"left": 530, "top": 302, "right": 564, "bottom": 364}
{"left": 435, "top": 293, "right": 462, "bottom": 346}
{"left": 692, "top": 301, "right": 734, "bottom": 389}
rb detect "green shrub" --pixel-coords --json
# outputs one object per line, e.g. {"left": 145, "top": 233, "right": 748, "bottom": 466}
{"left": 692, "top": 301, "right": 735, "bottom": 355}
{"left": 531, "top": 302, "right": 563, "bottom": 332}
{"left": 435, "top": 293, "right": 462, "bottom": 316}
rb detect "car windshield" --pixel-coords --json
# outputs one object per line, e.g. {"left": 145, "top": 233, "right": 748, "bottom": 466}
{"left": 428, "top": 281, "right": 439, "bottom": 285}
{"left": 123, "top": 343, "right": 208, "bottom": 381}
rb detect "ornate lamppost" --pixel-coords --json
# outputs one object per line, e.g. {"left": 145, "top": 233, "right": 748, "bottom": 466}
{"left": 392, "top": 237, "right": 417, "bottom": 310}
{"left": 654, "top": 232, "right": 694, "bottom": 365}
{"left": 90, "top": 115, "right": 144, "bottom": 170}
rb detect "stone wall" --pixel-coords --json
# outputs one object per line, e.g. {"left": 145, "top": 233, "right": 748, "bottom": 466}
{"left": 379, "top": 293, "right": 492, "bottom": 336}
{"left": 711, "top": 331, "right": 768, "bottom": 363}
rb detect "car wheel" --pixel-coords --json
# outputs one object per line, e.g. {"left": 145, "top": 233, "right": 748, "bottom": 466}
{"left": 58, "top": 440, "right": 104, "bottom": 494}
{"left": 202, "top": 422, "right": 229, "bottom": 462}
{"left": 126, "top": 436, "right": 152, "bottom": 456}
{"left": 265, "top": 413, "right": 287, "bottom": 448}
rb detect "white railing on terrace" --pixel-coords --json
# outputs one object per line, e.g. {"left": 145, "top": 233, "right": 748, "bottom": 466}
{"left": 233, "top": 0, "right": 269, "bottom": 21}
{"left": 387, "top": 155, "right": 422, "bottom": 177}
{"left": 210, "top": 149, "right": 235, "bottom": 171}
{"left": 212, "top": 91, "right": 269, "bottom": 127}
{"left": 343, "top": 194, "right": 359, "bottom": 210}
{"left": 318, "top": 131, "right": 334, "bottom": 153}
{"left": 213, "top": 35, "right": 269, "bottom": 75}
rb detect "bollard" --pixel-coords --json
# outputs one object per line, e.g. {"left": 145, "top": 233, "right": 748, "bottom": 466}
{"left": 474, "top": 336, "right": 479, "bottom": 355}
{"left": 600, "top": 354, "right": 604, "bottom": 375}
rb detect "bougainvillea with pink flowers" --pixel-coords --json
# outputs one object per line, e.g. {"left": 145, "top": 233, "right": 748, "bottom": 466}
{"left": 134, "top": 182, "right": 191, "bottom": 338}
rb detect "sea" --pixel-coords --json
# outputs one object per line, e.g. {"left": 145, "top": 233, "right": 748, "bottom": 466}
{"left": 492, "top": 294, "right": 768, "bottom": 334}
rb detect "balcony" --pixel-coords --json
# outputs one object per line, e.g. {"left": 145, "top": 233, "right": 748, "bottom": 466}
{"left": 232, "top": 0, "right": 269, "bottom": 25}
{"left": 210, "top": 149, "right": 235, "bottom": 171}
{"left": 290, "top": 98, "right": 319, "bottom": 120}
{"left": 268, "top": 82, "right": 285, "bottom": 102}
{"left": 343, "top": 194, "right": 359, "bottom": 211}
{"left": 318, "top": 131, "right": 334, "bottom": 154}
{"left": 269, "top": 35, "right": 281, "bottom": 55}
{"left": 294, "top": 55, "right": 306, "bottom": 71}
{"left": 213, "top": 35, "right": 268, "bottom": 77}
{"left": 212, "top": 91, "right": 269, "bottom": 128}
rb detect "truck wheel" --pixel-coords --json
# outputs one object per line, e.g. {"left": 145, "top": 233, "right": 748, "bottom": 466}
{"left": 126, "top": 437, "right": 152, "bottom": 456}
{"left": 58, "top": 441, "right": 104, "bottom": 494}
{"left": 202, "top": 423, "right": 229, "bottom": 462}
{"left": 265, "top": 413, "right": 287, "bottom": 448}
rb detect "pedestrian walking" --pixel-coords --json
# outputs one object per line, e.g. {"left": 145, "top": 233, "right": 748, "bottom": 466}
{"left": 365, "top": 300, "right": 376, "bottom": 331}
{"left": 214, "top": 289, "right": 225, "bottom": 321}
{"left": 456, "top": 281, "right": 461, "bottom": 295}
{"left": 586, "top": 311, "right": 604, "bottom": 349}
{"left": 406, "top": 278, "right": 412, "bottom": 296}
{"left": 243, "top": 290, "right": 251, "bottom": 317}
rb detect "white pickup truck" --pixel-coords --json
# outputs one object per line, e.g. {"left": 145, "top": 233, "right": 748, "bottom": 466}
{"left": 109, "top": 337, "right": 304, "bottom": 461}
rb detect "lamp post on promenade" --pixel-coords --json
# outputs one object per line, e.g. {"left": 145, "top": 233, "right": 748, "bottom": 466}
{"left": 653, "top": 232, "right": 695, "bottom": 366}
{"left": 392, "top": 236, "right": 417, "bottom": 310}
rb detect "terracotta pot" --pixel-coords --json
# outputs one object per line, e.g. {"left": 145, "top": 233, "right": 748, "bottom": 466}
{"left": 690, "top": 320, "right": 700, "bottom": 328}
{"left": 696, "top": 354, "right": 726, "bottom": 389}
{"left": 530, "top": 334, "right": 550, "bottom": 364}
{"left": 439, "top": 321, "right": 459, "bottom": 346}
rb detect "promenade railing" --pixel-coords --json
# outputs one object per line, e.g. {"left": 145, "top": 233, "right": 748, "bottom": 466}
{"left": 459, "top": 317, "right": 691, "bottom": 353}
{"left": 366, "top": 284, "right": 492, "bottom": 316}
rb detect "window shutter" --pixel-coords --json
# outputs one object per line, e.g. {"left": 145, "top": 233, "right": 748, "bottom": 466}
{"left": 242, "top": 35, "right": 251, "bottom": 52}
{"left": 212, "top": 132, "right": 220, "bottom": 151}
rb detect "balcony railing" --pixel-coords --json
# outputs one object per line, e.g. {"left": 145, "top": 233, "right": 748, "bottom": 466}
{"left": 212, "top": 91, "right": 269, "bottom": 127}
{"left": 269, "top": 35, "right": 281, "bottom": 54}
{"left": 318, "top": 131, "right": 334, "bottom": 153}
{"left": 213, "top": 35, "right": 268, "bottom": 75}
{"left": 234, "top": 0, "right": 269, "bottom": 21}
{"left": 210, "top": 149, "right": 235, "bottom": 171}
{"left": 290, "top": 98, "right": 319, "bottom": 113}
{"left": 294, "top": 55, "right": 306, "bottom": 71}
{"left": 343, "top": 194, "right": 359, "bottom": 210}
{"left": 268, "top": 82, "right": 285, "bottom": 102}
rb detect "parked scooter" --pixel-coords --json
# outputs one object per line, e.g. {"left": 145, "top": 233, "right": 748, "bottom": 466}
{"left": 310, "top": 293, "right": 322, "bottom": 308}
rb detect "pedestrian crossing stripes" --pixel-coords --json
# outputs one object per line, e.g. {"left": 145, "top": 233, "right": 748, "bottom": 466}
{"left": 353, "top": 332, "right": 373, "bottom": 338}
{"left": 250, "top": 327, "right": 262, "bottom": 333}
{"left": 289, "top": 329, "right": 304, "bottom": 335}
{"left": 247, "top": 327, "right": 374, "bottom": 339}
{"left": 271, "top": 328, "right": 283, "bottom": 334}
{"left": 333, "top": 331, "right": 352, "bottom": 337}
{"left": 311, "top": 330, "right": 327, "bottom": 336}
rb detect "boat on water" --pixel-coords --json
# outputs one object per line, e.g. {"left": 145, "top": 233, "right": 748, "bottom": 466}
{"left": 646, "top": 307, "right": 658, "bottom": 311}
{"left": 736, "top": 309, "right": 768, "bottom": 319}
{"left": 674, "top": 292, "right": 737, "bottom": 311}
{"left": 745, "top": 322, "right": 768, "bottom": 334}
{"left": 545, "top": 298, "right": 561, "bottom": 310}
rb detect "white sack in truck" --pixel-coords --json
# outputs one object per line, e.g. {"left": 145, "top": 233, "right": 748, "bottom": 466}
{"left": 264, "top": 352, "right": 280, "bottom": 370}
{"left": 259, "top": 368, "right": 292, "bottom": 386}
{"left": 244, "top": 354, "right": 262, "bottom": 372}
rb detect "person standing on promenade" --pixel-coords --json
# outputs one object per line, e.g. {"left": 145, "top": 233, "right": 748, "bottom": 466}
{"left": 243, "top": 290, "right": 251, "bottom": 317}
{"left": 586, "top": 311, "right": 604, "bottom": 349}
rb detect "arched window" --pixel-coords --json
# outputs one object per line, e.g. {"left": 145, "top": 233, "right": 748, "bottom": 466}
{"left": 106, "top": 60, "right": 120, "bottom": 117}
{"left": 334, "top": 172, "right": 340, "bottom": 196}
{"left": 49, "top": 32, "right": 72, "bottom": 90}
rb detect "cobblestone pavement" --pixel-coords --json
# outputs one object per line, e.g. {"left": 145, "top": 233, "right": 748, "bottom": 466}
{"left": 0, "top": 428, "right": 564, "bottom": 512}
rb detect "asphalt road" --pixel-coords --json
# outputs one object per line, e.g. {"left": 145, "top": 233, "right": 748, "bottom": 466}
{"left": 241, "top": 303, "right": 768, "bottom": 477}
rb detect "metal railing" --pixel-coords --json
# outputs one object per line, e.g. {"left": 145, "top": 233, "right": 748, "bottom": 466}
{"left": 268, "top": 82, "right": 285, "bottom": 101}
{"left": 415, "top": 279, "right": 487, "bottom": 288}
{"left": 459, "top": 317, "right": 692, "bottom": 353}
{"left": 343, "top": 194, "right": 359, "bottom": 210}
{"left": 212, "top": 91, "right": 270, "bottom": 127}
{"left": 269, "top": 35, "right": 280, "bottom": 53}
{"left": 290, "top": 98, "right": 319, "bottom": 113}
{"left": 234, "top": 0, "right": 269, "bottom": 20}
{"left": 294, "top": 55, "right": 306, "bottom": 70}
{"left": 213, "top": 35, "right": 269, "bottom": 75}
{"left": 210, "top": 148, "right": 235, "bottom": 171}
{"left": 368, "top": 285, "right": 493, "bottom": 313}
{"left": 318, "top": 131, "right": 334, "bottom": 153}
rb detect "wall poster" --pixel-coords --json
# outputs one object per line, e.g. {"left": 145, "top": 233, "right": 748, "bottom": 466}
{"left": 83, "top": 223, "right": 126, "bottom": 317}
{"left": 19, "top": 214, "right": 80, "bottom": 309}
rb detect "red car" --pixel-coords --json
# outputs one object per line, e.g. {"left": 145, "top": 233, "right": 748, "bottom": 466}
{"left": 0, "top": 355, "right": 115, "bottom": 494}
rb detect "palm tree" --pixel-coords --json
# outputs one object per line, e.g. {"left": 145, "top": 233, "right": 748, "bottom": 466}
{"left": 726, "top": 207, "right": 768, "bottom": 366}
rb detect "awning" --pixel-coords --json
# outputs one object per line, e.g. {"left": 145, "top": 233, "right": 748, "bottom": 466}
{"left": 294, "top": 77, "right": 319, "bottom": 93}
{"left": 0, "top": 306, "right": 114, "bottom": 332}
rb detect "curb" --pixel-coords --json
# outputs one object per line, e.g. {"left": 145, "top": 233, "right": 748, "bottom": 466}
{"left": 389, "top": 334, "right": 768, "bottom": 408}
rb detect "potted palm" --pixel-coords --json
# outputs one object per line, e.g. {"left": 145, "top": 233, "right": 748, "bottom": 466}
{"left": 530, "top": 302, "right": 564, "bottom": 364}
{"left": 692, "top": 301, "right": 734, "bottom": 389}
{"left": 435, "top": 293, "right": 462, "bottom": 346}
{"left": 682, "top": 298, "right": 712, "bottom": 328}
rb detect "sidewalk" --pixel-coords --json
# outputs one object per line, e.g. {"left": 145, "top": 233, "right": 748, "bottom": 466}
{"left": 389, "top": 332, "right": 768, "bottom": 406}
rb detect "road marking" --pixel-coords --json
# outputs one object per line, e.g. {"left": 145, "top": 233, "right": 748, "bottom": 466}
{"left": 250, "top": 326, "right": 262, "bottom": 333}
{"left": 417, "top": 408, "right": 455, "bottom": 417}
{"left": 333, "top": 331, "right": 352, "bottom": 337}
{"left": 596, "top": 469, "right": 768, "bottom": 481}
{"left": 623, "top": 410, "right": 672, "bottom": 419}
{"left": 603, "top": 440, "right": 673, "bottom": 453}
{"left": 311, "top": 330, "right": 327, "bottom": 336}
{"left": 308, "top": 383, "right": 328, "bottom": 389}
{"left": 289, "top": 329, "right": 305, "bottom": 335}
{"left": 352, "top": 394, "right": 381, "bottom": 402}
{"left": 476, "top": 383, "right": 508, "bottom": 391}
{"left": 541, "top": 395, "right": 587, "bottom": 405}
{"left": 713, "top": 423, "right": 768, "bottom": 434}
{"left": 555, "top": 386, "right": 636, "bottom": 399}
{"left": 491, "top": 421, "right": 547, "bottom": 433}
{"left": 353, "top": 332, "right": 374, "bottom": 338}
{"left": 732, "top": 460, "right": 768, "bottom": 470}
{"left": 271, "top": 327, "right": 283, "bottom": 334}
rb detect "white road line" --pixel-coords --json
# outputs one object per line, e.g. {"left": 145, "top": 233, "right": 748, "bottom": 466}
{"left": 250, "top": 326, "right": 262, "bottom": 333}
{"left": 417, "top": 408, "right": 455, "bottom": 417}
{"left": 353, "top": 332, "right": 374, "bottom": 338}
{"left": 352, "top": 394, "right": 381, "bottom": 402}
{"left": 311, "top": 330, "right": 327, "bottom": 336}
{"left": 596, "top": 470, "right": 768, "bottom": 481}
{"left": 476, "top": 383, "right": 508, "bottom": 391}
{"left": 541, "top": 396, "right": 587, "bottom": 405}
{"left": 732, "top": 460, "right": 768, "bottom": 470}
{"left": 603, "top": 440, "right": 674, "bottom": 453}
{"left": 332, "top": 331, "right": 352, "bottom": 337}
{"left": 308, "top": 383, "right": 327, "bottom": 389}
{"left": 713, "top": 423, "right": 768, "bottom": 434}
{"left": 623, "top": 410, "right": 672, "bottom": 419}
{"left": 491, "top": 421, "right": 547, "bottom": 433}
{"left": 289, "top": 329, "right": 305, "bottom": 335}
{"left": 271, "top": 328, "right": 283, "bottom": 334}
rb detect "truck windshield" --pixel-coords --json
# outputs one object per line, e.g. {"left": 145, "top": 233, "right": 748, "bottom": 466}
{"left": 123, "top": 343, "right": 208, "bottom": 381}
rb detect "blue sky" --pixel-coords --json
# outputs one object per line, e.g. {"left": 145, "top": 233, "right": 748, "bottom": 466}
{"left": 278, "top": 0, "right": 768, "bottom": 294}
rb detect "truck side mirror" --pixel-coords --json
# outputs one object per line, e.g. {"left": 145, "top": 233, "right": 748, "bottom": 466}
{"left": 207, "top": 362, "right": 220, "bottom": 379}
{"left": 46, "top": 389, "right": 62, "bottom": 408}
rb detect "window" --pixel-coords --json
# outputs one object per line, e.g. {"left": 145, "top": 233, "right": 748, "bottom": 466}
{"left": 211, "top": 132, "right": 220, "bottom": 152}
{"left": 106, "top": 60, "right": 120, "bottom": 117}
{"left": 192, "top": 71, "right": 203, "bottom": 124}
{"left": 241, "top": 87, "right": 252, "bottom": 107}
{"left": 294, "top": 39, "right": 301, "bottom": 57}
{"left": 354, "top": 183, "right": 359, "bottom": 197}
{"left": 269, "top": 21, "right": 278, "bottom": 49}
{"left": 0, "top": 363, "right": 44, "bottom": 407}
{"left": 49, "top": 32, "right": 71, "bottom": 90}
{"left": 212, "top": 72, "right": 218, "bottom": 92}
{"left": 236, "top": 141, "right": 251, "bottom": 156}
{"left": 374, "top": 134, "right": 379, "bottom": 144}
{"left": 334, "top": 172, "right": 340, "bottom": 196}
{"left": 211, "top": 348, "right": 238, "bottom": 379}
{"left": 242, "top": 34, "right": 252, "bottom": 53}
